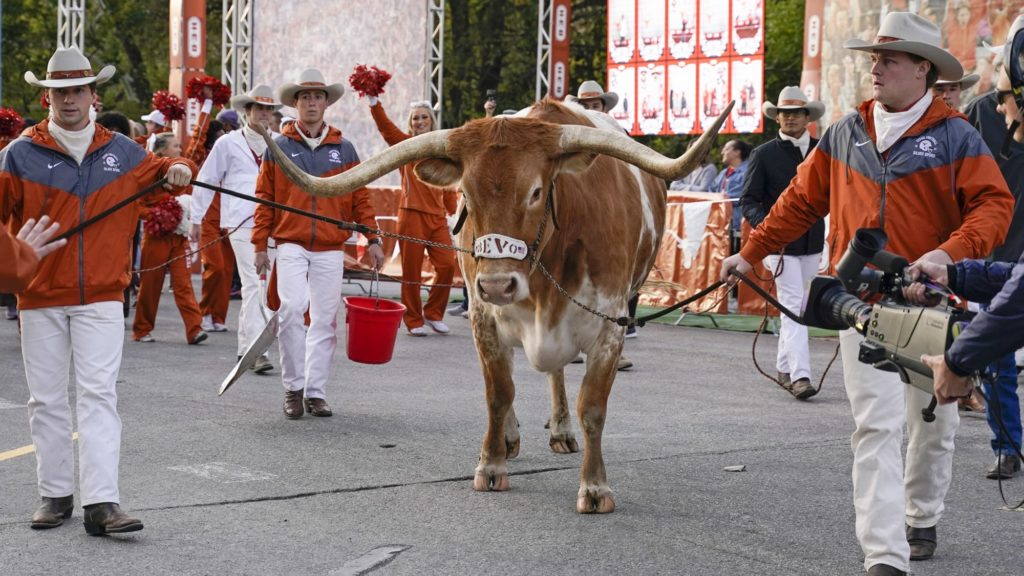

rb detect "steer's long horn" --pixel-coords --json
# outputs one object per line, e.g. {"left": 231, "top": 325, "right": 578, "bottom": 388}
{"left": 252, "top": 124, "right": 452, "bottom": 198}
{"left": 558, "top": 101, "right": 735, "bottom": 181}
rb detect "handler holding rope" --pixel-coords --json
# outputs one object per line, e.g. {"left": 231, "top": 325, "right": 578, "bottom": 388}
{"left": 1, "top": 46, "right": 195, "bottom": 534}
{"left": 721, "top": 13, "right": 1013, "bottom": 575}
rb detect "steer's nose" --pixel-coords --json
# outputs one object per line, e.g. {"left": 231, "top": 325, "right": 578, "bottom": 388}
{"left": 477, "top": 274, "right": 518, "bottom": 306}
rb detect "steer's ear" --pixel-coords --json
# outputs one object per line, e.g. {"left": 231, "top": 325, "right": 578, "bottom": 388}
{"left": 554, "top": 151, "right": 598, "bottom": 175}
{"left": 415, "top": 158, "right": 463, "bottom": 187}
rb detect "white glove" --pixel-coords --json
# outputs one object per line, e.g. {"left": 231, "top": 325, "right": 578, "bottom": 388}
{"left": 367, "top": 96, "right": 379, "bottom": 107}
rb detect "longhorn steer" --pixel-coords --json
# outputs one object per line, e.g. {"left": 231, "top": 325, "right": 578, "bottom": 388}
{"left": 258, "top": 99, "right": 731, "bottom": 513}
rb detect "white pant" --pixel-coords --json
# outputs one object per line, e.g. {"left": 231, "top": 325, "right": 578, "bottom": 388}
{"left": 230, "top": 228, "right": 273, "bottom": 356}
{"left": 839, "top": 329, "right": 958, "bottom": 572}
{"left": 21, "top": 302, "right": 125, "bottom": 506}
{"left": 276, "top": 243, "right": 344, "bottom": 400}
{"left": 763, "top": 253, "right": 820, "bottom": 380}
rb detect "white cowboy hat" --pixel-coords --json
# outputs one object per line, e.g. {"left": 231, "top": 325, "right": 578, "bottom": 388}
{"left": 762, "top": 86, "right": 825, "bottom": 122}
{"left": 24, "top": 46, "right": 116, "bottom": 89}
{"left": 141, "top": 110, "right": 166, "bottom": 127}
{"left": 934, "top": 73, "right": 980, "bottom": 90}
{"left": 844, "top": 12, "right": 963, "bottom": 81}
{"left": 277, "top": 69, "right": 345, "bottom": 107}
{"left": 565, "top": 80, "right": 620, "bottom": 110}
{"left": 231, "top": 84, "right": 284, "bottom": 112}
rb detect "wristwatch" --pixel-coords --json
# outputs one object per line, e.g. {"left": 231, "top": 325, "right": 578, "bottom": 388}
{"left": 367, "top": 238, "right": 382, "bottom": 246}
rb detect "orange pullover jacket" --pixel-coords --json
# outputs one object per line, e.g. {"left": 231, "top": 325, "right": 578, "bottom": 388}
{"left": 741, "top": 96, "right": 1014, "bottom": 270}
{"left": 252, "top": 122, "right": 378, "bottom": 252}
{"left": 0, "top": 120, "right": 196, "bottom": 309}
{"left": 370, "top": 103, "right": 457, "bottom": 217}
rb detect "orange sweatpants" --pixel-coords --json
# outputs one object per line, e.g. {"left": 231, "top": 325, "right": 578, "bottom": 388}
{"left": 199, "top": 219, "right": 235, "bottom": 324}
{"left": 133, "top": 233, "right": 204, "bottom": 341}
{"left": 398, "top": 209, "right": 456, "bottom": 329}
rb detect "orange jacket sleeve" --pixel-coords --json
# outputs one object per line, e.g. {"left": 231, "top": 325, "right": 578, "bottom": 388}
{"left": 443, "top": 188, "right": 458, "bottom": 216}
{"left": 740, "top": 148, "right": 832, "bottom": 264}
{"left": 0, "top": 226, "right": 39, "bottom": 293}
{"left": 351, "top": 183, "right": 379, "bottom": 243}
{"left": 938, "top": 154, "right": 1014, "bottom": 261}
{"left": 252, "top": 158, "right": 276, "bottom": 252}
{"left": 370, "top": 103, "right": 411, "bottom": 146}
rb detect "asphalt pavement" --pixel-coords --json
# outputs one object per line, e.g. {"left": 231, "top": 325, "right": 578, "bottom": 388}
{"left": 0, "top": 279, "right": 1021, "bottom": 576}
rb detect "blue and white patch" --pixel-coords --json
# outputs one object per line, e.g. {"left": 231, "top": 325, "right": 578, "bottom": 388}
{"left": 328, "top": 149, "right": 342, "bottom": 164}
{"left": 912, "top": 135, "right": 938, "bottom": 159}
{"left": 101, "top": 152, "right": 122, "bottom": 173}
{"left": 474, "top": 234, "right": 529, "bottom": 260}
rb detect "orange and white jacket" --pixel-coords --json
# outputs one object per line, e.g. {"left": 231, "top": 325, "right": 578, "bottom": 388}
{"left": 252, "top": 123, "right": 378, "bottom": 252}
{"left": 741, "top": 96, "right": 1014, "bottom": 270}
{"left": 0, "top": 120, "right": 196, "bottom": 309}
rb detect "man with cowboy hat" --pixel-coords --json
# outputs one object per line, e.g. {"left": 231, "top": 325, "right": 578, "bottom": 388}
{"left": 252, "top": 69, "right": 385, "bottom": 419}
{"left": 1, "top": 46, "right": 195, "bottom": 535}
{"left": 932, "top": 73, "right": 980, "bottom": 111}
{"left": 566, "top": 80, "right": 619, "bottom": 112}
{"left": 193, "top": 84, "right": 285, "bottom": 374}
{"left": 721, "top": 12, "right": 1014, "bottom": 575}
{"left": 740, "top": 86, "right": 826, "bottom": 402}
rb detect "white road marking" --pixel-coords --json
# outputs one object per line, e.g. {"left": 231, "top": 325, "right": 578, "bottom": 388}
{"left": 167, "top": 462, "right": 277, "bottom": 483}
{"left": 329, "top": 545, "right": 412, "bottom": 576}
{"left": 0, "top": 397, "right": 25, "bottom": 410}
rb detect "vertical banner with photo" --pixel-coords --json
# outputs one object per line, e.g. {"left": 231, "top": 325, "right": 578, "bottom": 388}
{"left": 668, "top": 61, "right": 698, "bottom": 133}
{"left": 731, "top": 58, "right": 763, "bottom": 133}
{"left": 608, "top": 0, "right": 637, "bottom": 65}
{"left": 608, "top": 65, "right": 638, "bottom": 133}
{"left": 638, "top": 64, "right": 666, "bottom": 134}
{"left": 549, "top": 0, "right": 573, "bottom": 100}
{"left": 668, "top": 0, "right": 698, "bottom": 60}
{"left": 638, "top": 0, "right": 668, "bottom": 62}
{"left": 608, "top": 0, "right": 764, "bottom": 135}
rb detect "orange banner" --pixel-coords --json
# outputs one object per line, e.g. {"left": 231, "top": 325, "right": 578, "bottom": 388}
{"left": 549, "top": 0, "right": 573, "bottom": 100}
{"left": 799, "top": 0, "right": 825, "bottom": 136}
{"left": 169, "top": 0, "right": 207, "bottom": 149}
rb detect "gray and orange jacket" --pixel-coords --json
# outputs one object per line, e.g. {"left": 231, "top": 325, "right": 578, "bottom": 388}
{"left": 370, "top": 103, "right": 458, "bottom": 217}
{"left": 741, "top": 96, "right": 1014, "bottom": 271}
{"left": 0, "top": 120, "right": 196, "bottom": 310}
{"left": 252, "top": 122, "right": 378, "bottom": 252}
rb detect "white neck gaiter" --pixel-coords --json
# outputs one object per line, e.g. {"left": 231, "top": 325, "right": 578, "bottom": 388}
{"left": 243, "top": 125, "right": 268, "bottom": 157}
{"left": 873, "top": 92, "right": 932, "bottom": 154}
{"left": 48, "top": 120, "right": 96, "bottom": 165}
{"left": 778, "top": 129, "right": 811, "bottom": 158}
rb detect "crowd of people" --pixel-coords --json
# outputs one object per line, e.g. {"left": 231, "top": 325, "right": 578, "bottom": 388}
{"left": 1, "top": 9, "right": 1022, "bottom": 576}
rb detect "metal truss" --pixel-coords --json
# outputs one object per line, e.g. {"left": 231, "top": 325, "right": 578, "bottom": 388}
{"left": 222, "top": 0, "right": 254, "bottom": 95}
{"left": 58, "top": 0, "right": 86, "bottom": 49}
{"left": 425, "top": 0, "right": 445, "bottom": 127}
{"left": 535, "top": 0, "right": 552, "bottom": 101}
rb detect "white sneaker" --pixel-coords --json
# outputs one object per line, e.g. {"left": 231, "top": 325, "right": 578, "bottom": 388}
{"left": 426, "top": 319, "right": 450, "bottom": 334}
{"left": 137, "top": 334, "right": 155, "bottom": 343}
{"left": 408, "top": 326, "right": 428, "bottom": 337}
{"left": 460, "top": 310, "right": 470, "bottom": 319}
{"left": 201, "top": 315, "right": 215, "bottom": 331}
{"left": 211, "top": 322, "right": 228, "bottom": 332}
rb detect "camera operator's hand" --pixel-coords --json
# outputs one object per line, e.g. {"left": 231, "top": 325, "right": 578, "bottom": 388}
{"left": 720, "top": 253, "right": 752, "bottom": 286}
{"left": 921, "top": 353, "right": 973, "bottom": 405}
{"left": 903, "top": 249, "right": 953, "bottom": 305}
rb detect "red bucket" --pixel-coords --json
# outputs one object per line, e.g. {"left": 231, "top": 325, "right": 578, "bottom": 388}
{"left": 343, "top": 296, "right": 406, "bottom": 364}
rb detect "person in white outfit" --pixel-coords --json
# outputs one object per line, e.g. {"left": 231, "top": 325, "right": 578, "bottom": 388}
{"left": 740, "top": 86, "right": 826, "bottom": 400}
{"left": 192, "top": 84, "right": 283, "bottom": 374}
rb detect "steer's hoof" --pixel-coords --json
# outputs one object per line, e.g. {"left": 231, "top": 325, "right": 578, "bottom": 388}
{"left": 506, "top": 438, "right": 520, "bottom": 460}
{"left": 576, "top": 487, "right": 615, "bottom": 514}
{"left": 549, "top": 434, "right": 579, "bottom": 454}
{"left": 473, "top": 464, "right": 510, "bottom": 492}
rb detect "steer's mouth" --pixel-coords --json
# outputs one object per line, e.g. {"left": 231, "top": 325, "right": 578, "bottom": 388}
{"left": 476, "top": 270, "right": 529, "bottom": 306}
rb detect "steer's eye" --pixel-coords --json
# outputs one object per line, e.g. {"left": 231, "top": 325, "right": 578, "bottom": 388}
{"left": 530, "top": 187, "right": 542, "bottom": 204}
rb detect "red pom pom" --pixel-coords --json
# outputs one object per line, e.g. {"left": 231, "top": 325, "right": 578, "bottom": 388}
{"left": 152, "top": 90, "right": 186, "bottom": 121}
{"left": 144, "top": 198, "right": 184, "bottom": 237}
{"left": 186, "top": 76, "right": 232, "bottom": 107}
{"left": 348, "top": 65, "right": 392, "bottom": 98}
{"left": 0, "top": 107, "right": 25, "bottom": 139}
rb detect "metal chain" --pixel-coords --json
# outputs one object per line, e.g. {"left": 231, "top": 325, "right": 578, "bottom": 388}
{"left": 132, "top": 218, "right": 252, "bottom": 275}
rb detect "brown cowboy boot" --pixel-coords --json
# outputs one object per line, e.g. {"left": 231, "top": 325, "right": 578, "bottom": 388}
{"left": 30, "top": 495, "right": 74, "bottom": 529}
{"left": 284, "top": 390, "right": 304, "bottom": 419}
{"left": 82, "top": 503, "right": 143, "bottom": 535}
{"left": 304, "top": 397, "right": 333, "bottom": 417}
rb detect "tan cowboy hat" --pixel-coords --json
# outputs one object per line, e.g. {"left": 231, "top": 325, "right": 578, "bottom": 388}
{"left": 24, "top": 46, "right": 116, "bottom": 89}
{"left": 762, "top": 86, "right": 825, "bottom": 122}
{"left": 844, "top": 12, "right": 963, "bottom": 81}
{"left": 934, "top": 73, "right": 980, "bottom": 90}
{"left": 566, "top": 80, "right": 620, "bottom": 110}
{"left": 277, "top": 69, "right": 344, "bottom": 107}
{"left": 231, "top": 84, "right": 284, "bottom": 112}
